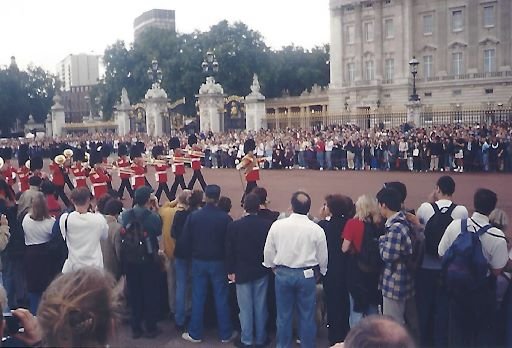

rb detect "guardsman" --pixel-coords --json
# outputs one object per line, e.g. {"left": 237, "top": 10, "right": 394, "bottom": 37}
{"left": 187, "top": 134, "right": 207, "bottom": 191}
{"left": 236, "top": 138, "right": 261, "bottom": 204}
{"left": 0, "top": 147, "right": 17, "bottom": 194}
{"left": 29, "top": 155, "right": 46, "bottom": 180}
{"left": 70, "top": 148, "right": 89, "bottom": 189}
{"left": 99, "top": 144, "right": 113, "bottom": 191}
{"left": 50, "top": 154, "right": 72, "bottom": 207}
{"left": 89, "top": 149, "right": 109, "bottom": 200}
{"left": 169, "top": 137, "right": 187, "bottom": 200}
{"left": 116, "top": 143, "right": 134, "bottom": 199}
{"left": 152, "top": 144, "right": 172, "bottom": 203}
{"left": 17, "top": 143, "right": 30, "bottom": 193}
{"left": 62, "top": 147, "right": 75, "bottom": 191}
{"left": 130, "top": 144, "right": 146, "bottom": 191}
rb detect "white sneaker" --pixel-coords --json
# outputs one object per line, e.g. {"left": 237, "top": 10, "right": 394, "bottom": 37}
{"left": 221, "top": 331, "right": 238, "bottom": 343}
{"left": 182, "top": 332, "right": 202, "bottom": 343}
{"left": 320, "top": 167, "right": 324, "bottom": 171}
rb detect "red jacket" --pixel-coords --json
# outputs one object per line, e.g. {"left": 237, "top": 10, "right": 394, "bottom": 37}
{"left": 49, "top": 162, "right": 65, "bottom": 186}
{"left": 89, "top": 168, "right": 109, "bottom": 199}
{"left": 71, "top": 163, "right": 88, "bottom": 188}
{"left": 154, "top": 163, "right": 168, "bottom": 183}
{"left": 17, "top": 166, "right": 30, "bottom": 192}
{"left": 117, "top": 157, "right": 131, "bottom": 180}
{"left": 131, "top": 164, "right": 146, "bottom": 189}
{"left": 173, "top": 153, "right": 185, "bottom": 176}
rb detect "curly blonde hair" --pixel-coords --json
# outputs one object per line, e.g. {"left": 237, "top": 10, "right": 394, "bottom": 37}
{"left": 354, "top": 195, "right": 381, "bottom": 224}
{"left": 37, "top": 267, "right": 119, "bottom": 347}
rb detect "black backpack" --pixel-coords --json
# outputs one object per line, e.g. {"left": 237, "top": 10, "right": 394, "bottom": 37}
{"left": 120, "top": 210, "right": 152, "bottom": 266}
{"left": 424, "top": 203, "right": 456, "bottom": 257}
{"left": 357, "top": 222, "right": 384, "bottom": 273}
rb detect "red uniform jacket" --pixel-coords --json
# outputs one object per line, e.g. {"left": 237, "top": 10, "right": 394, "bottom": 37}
{"left": 117, "top": 157, "right": 131, "bottom": 180}
{"left": 154, "top": 163, "right": 168, "bottom": 183}
{"left": 242, "top": 155, "right": 260, "bottom": 182}
{"left": 131, "top": 164, "right": 146, "bottom": 189}
{"left": 190, "top": 147, "right": 203, "bottom": 171}
{"left": 89, "top": 168, "right": 109, "bottom": 199}
{"left": 71, "top": 163, "right": 88, "bottom": 188}
{"left": 173, "top": 153, "right": 185, "bottom": 176}
{"left": 17, "top": 166, "right": 30, "bottom": 192}
{"left": 49, "top": 162, "right": 65, "bottom": 187}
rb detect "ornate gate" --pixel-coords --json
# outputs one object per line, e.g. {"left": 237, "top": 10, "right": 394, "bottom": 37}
{"left": 224, "top": 96, "right": 245, "bottom": 130}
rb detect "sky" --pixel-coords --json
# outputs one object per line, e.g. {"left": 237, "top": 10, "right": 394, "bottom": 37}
{"left": 0, "top": 0, "right": 330, "bottom": 73}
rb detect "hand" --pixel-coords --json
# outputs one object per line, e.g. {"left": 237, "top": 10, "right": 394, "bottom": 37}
{"left": 319, "top": 204, "right": 329, "bottom": 220}
{"left": 0, "top": 214, "right": 7, "bottom": 226}
{"left": 406, "top": 212, "right": 420, "bottom": 227}
{"left": 12, "top": 308, "right": 43, "bottom": 346}
{"left": 228, "top": 274, "right": 236, "bottom": 283}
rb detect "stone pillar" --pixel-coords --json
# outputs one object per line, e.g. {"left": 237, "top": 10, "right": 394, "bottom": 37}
{"left": 197, "top": 77, "right": 225, "bottom": 133}
{"left": 406, "top": 100, "right": 422, "bottom": 127}
{"left": 116, "top": 88, "right": 132, "bottom": 136}
{"left": 51, "top": 95, "right": 65, "bottom": 137}
{"left": 144, "top": 85, "right": 168, "bottom": 137}
{"left": 245, "top": 74, "right": 266, "bottom": 131}
{"left": 45, "top": 113, "right": 52, "bottom": 137}
{"left": 328, "top": 5, "right": 345, "bottom": 114}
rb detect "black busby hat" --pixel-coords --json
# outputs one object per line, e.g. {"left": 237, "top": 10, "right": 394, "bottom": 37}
{"left": 30, "top": 156, "right": 43, "bottom": 171}
{"left": 152, "top": 145, "right": 163, "bottom": 158}
{"left": 244, "top": 138, "right": 256, "bottom": 154}
{"left": 89, "top": 149, "right": 102, "bottom": 166}
{"left": 74, "top": 148, "right": 86, "bottom": 162}
{"left": 130, "top": 144, "right": 142, "bottom": 160}
{"left": 18, "top": 144, "right": 29, "bottom": 166}
{"left": 1, "top": 147, "right": 13, "bottom": 161}
{"left": 100, "top": 144, "right": 111, "bottom": 159}
{"left": 188, "top": 134, "right": 198, "bottom": 147}
{"left": 169, "top": 137, "right": 180, "bottom": 150}
{"left": 118, "top": 143, "right": 128, "bottom": 157}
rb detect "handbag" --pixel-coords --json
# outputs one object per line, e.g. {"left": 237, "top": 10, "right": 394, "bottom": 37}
{"left": 47, "top": 213, "right": 70, "bottom": 263}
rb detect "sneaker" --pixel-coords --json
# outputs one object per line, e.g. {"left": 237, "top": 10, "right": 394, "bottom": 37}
{"left": 234, "top": 339, "right": 252, "bottom": 348}
{"left": 221, "top": 331, "right": 238, "bottom": 343}
{"left": 182, "top": 332, "right": 202, "bottom": 343}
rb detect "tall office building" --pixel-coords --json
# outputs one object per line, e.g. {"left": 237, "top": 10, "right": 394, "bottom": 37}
{"left": 328, "top": 0, "right": 512, "bottom": 113}
{"left": 134, "top": 9, "right": 176, "bottom": 42}
{"left": 56, "top": 54, "right": 100, "bottom": 123}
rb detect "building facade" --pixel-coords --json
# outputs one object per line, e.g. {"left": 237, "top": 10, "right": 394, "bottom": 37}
{"left": 56, "top": 54, "right": 100, "bottom": 123}
{"left": 134, "top": 9, "right": 176, "bottom": 42}
{"left": 328, "top": 0, "right": 512, "bottom": 113}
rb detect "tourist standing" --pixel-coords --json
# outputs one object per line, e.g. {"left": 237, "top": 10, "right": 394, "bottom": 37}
{"left": 263, "top": 191, "right": 328, "bottom": 348}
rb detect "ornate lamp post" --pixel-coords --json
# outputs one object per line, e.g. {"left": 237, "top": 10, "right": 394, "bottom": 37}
{"left": 147, "top": 59, "right": 163, "bottom": 88}
{"left": 201, "top": 51, "right": 219, "bottom": 77}
{"left": 409, "top": 57, "right": 420, "bottom": 102}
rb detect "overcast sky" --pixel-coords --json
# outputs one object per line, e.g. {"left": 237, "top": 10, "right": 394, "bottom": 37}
{"left": 0, "top": 0, "right": 329, "bottom": 73}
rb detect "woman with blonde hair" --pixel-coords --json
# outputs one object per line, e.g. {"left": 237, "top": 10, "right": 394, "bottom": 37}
{"left": 12, "top": 267, "right": 119, "bottom": 347}
{"left": 342, "top": 194, "right": 383, "bottom": 328}
{"left": 22, "top": 192, "right": 58, "bottom": 314}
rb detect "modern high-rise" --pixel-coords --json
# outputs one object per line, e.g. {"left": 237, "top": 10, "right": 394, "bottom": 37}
{"left": 134, "top": 9, "right": 176, "bottom": 42}
{"left": 56, "top": 54, "right": 100, "bottom": 123}
{"left": 328, "top": 0, "right": 512, "bottom": 113}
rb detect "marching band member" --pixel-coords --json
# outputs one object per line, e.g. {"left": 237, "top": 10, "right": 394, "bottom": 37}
{"left": 130, "top": 143, "right": 146, "bottom": 191}
{"left": 70, "top": 148, "right": 89, "bottom": 189}
{"left": 100, "top": 144, "right": 113, "bottom": 191}
{"left": 169, "top": 137, "right": 187, "bottom": 200}
{"left": 89, "top": 149, "right": 109, "bottom": 200}
{"left": 49, "top": 154, "right": 72, "bottom": 207}
{"left": 236, "top": 138, "right": 261, "bottom": 204}
{"left": 187, "top": 134, "right": 207, "bottom": 191}
{"left": 116, "top": 143, "right": 134, "bottom": 199}
{"left": 17, "top": 143, "right": 30, "bottom": 193}
{"left": 152, "top": 144, "right": 172, "bottom": 203}
{"left": 62, "top": 148, "right": 75, "bottom": 191}
{"left": 29, "top": 155, "right": 46, "bottom": 179}
{"left": 0, "top": 147, "right": 17, "bottom": 193}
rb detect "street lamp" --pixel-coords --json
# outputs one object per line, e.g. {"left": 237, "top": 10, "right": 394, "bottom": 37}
{"left": 147, "top": 58, "right": 163, "bottom": 87}
{"left": 409, "top": 56, "right": 420, "bottom": 102}
{"left": 202, "top": 51, "right": 219, "bottom": 77}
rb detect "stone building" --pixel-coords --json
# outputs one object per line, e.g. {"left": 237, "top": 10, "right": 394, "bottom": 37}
{"left": 134, "top": 9, "right": 176, "bottom": 42}
{"left": 328, "top": 0, "right": 512, "bottom": 113}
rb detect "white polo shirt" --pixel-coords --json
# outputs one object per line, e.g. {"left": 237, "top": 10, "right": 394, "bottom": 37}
{"left": 417, "top": 199, "right": 468, "bottom": 270}
{"left": 438, "top": 212, "right": 508, "bottom": 271}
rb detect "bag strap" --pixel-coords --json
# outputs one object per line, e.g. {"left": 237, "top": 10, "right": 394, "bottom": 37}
{"left": 445, "top": 203, "right": 457, "bottom": 215}
{"left": 431, "top": 202, "right": 440, "bottom": 214}
{"left": 62, "top": 212, "right": 71, "bottom": 241}
{"left": 460, "top": 219, "right": 468, "bottom": 234}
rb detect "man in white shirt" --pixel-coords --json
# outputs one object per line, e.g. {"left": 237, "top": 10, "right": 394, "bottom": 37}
{"left": 263, "top": 191, "right": 328, "bottom": 348}
{"left": 325, "top": 138, "right": 334, "bottom": 170}
{"left": 60, "top": 187, "right": 108, "bottom": 274}
{"left": 438, "top": 188, "right": 508, "bottom": 347}
{"left": 415, "top": 176, "right": 468, "bottom": 347}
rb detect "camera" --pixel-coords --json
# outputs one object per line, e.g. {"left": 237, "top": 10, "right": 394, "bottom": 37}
{"left": 3, "top": 312, "right": 23, "bottom": 336}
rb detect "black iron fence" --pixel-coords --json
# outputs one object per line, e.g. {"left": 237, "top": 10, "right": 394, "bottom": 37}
{"left": 264, "top": 107, "right": 512, "bottom": 130}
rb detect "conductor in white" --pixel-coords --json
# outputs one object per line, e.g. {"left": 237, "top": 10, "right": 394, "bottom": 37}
{"left": 263, "top": 191, "right": 328, "bottom": 348}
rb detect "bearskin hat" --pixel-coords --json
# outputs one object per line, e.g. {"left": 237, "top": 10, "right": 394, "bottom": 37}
{"left": 169, "top": 137, "right": 181, "bottom": 150}
{"left": 188, "top": 134, "right": 198, "bottom": 147}
{"left": 130, "top": 144, "right": 143, "bottom": 160}
{"left": 89, "top": 149, "right": 102, "bottom": 166}
{"left": 152, "top": 145, "right": 164, "bottom": 158}
{"left": 118, "top": 143, "right": 128, "bottom": 157}
{"left": 30, "top": 156, "right": 43, "bottom": 171}
{"left": 18, "top": 143, "right": 29, "bottom": 167}
{"left": 243, "top": 138, "right": 256, "bottom": 154}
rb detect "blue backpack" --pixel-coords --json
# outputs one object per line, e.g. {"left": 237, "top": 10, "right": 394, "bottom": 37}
{"left": 441, "top": 219, "right": 492, "bottom": 294}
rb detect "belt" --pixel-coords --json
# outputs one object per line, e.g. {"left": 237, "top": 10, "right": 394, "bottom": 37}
{"left": 134, "top": 175, "right": 145, "bottom": 178}
{"left": 75, "top": 176, "right": 86, "bottom": 180}
{"left": 92, "top": 183, "right": 107, "bottom": 187}
{"left": 276, "top": 265, "right": 318, "bottom": 271}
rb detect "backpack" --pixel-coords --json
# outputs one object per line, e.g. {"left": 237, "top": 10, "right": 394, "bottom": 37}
{"left": 404, "top": 220, "right": 424, "bottom": 274}
{"left": 424, "top": 203, "right": 456, "bottom": 257}
{"left": 357, "top": 222, "right": 384, "bottom": 273}
{"left": 442, "top": 219, "right": 495, "bottom": 294}
{"left": 120, "top": 210, "right": 152, "bottom": 265}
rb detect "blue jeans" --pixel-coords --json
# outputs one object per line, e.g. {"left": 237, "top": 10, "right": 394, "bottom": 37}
{"left": 236, "top": 275, "right": 269, "bottom": 346}
{"left": 174, "top": 258, "right": 191, "bottom": 326}
{"left": 325, "top": 151, "right": 332, "bottom": 170}
{"left": 28, "top": 292, "right": 41, "bottom": 315}
{"left": 316, "top": 152, "right": 324, "bottom": 169}
{"left": 298, "top": 151, "right": 305, "bottom": 168}
{"left": 188, "top": 260, "right": 233, "bottom": 341}
{"left": 348, "top": 294, "right": 378, "bottom": 328}
{"left": 275, "top": 267, "right": 316, "bottom": 348}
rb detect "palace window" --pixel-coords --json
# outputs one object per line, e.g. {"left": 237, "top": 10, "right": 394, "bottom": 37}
{"left": 423, "top": 14, "right": 433, "bottom": 35}
{"left": 385, "top": 58, "right": 394, "bottom": 80}
{"left": 365, "top": 60, "right": 374, "bottom": 81}
{"left": 451, "top": 52, "right": 464, "bottom": 75}
{"left": 483, "top": 5, "right": 495, "bottom": 27}
{"left": 484, "top": 49, "right": 496, "bottom": 73}
{"left": 452, "top": 10, "right": 464, "bottom": 32}
{"left": 347, "top": 63, "right": 356, "bottom": 82}
{"left": 384, "top": 19, "right": 394, "bottom": 39}
{"left": 364, "top": 22, "right": 374, "bottom": 42}
{"left": 423, "top": 55, "right": 433, "bottom": 79}
{"left": 346, "top": 25, "right": 355, "bottom": 44}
